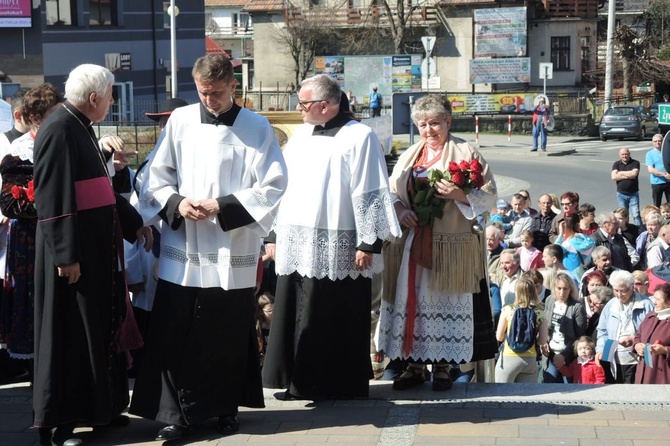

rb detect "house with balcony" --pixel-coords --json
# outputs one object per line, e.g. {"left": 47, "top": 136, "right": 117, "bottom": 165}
{"left": 205, "top": 0, "right": 255, "bottom": 92}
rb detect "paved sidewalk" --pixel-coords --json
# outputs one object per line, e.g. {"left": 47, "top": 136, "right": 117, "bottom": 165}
{"left": 3, "top": 381, "right": 670, "bottom": 446}
{"left": 394, "top": 133, "right": 590, "bottom": 157}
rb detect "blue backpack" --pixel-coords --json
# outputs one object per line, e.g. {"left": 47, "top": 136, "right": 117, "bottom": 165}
{"left": 505, "top": 306, "right": 537, "bottom": 353}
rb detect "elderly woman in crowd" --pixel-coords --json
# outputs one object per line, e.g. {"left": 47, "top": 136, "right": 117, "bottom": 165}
{"left": 596, "top": 270, "right": 653, "bottom": 383}
{"left": 579, "top": 246, "right": 616, "bottom": 302}
{"left": 542, "top": 271, "right": 587, "bottom": 383}
{"left": 634, "top": 283, "right": 670, "bottom": 384}
{"left": 586, "top": 286, "right": 613, "bottom": 340}
{"left": 0, "top": 84, "right": 63, "bottom": 366}
{"left": 377, "top": 94, "right": 498, "bottom": 391}
{"left": 636, "top": 212, "right": 664, "bottom": 270}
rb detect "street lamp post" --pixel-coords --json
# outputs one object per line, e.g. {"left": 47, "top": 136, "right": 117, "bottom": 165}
{"left": 168, "top": 1, "right": 179, "bottom": 98}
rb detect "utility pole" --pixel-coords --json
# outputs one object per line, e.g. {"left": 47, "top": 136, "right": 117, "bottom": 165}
{"left": 604, "top": 0, "right": 616, "bottom": 110}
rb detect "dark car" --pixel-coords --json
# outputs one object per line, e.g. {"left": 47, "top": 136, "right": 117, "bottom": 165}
{"left": 599, "top": 105, "right": 657, "bottom": 141}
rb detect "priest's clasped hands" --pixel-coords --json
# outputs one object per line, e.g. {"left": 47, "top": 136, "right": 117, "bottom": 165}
{"left": 178, "top": 198, "right": 220, "bottom": 221}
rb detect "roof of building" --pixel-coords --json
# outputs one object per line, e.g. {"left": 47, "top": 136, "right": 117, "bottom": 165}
{"left": 243, "top": 0, "right": 287, "bottom": 12}
{"left": 205, "top": 0, "right": 250, "bottom": 7}
{"left": 205, "top": 37, "right": 243, "bottom": 67}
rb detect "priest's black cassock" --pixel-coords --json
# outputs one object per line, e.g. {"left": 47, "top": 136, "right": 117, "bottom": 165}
{"left": 32, "top": 102, "right": 143, "bottom": 428}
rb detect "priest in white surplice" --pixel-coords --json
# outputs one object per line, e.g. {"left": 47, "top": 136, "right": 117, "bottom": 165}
{"left": 262, "top": 74, "right": 401, "bottom": 400}
{"left": 129, "top": 55, "right": 287, "bottom": 441}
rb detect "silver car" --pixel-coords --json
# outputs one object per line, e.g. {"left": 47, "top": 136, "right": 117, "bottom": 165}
{"left": 599, "top": 105, "right": 657, "bottom": 141}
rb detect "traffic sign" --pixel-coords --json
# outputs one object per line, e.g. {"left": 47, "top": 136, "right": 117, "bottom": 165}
{"left": 659, "top": 104, "right": 670, "bottom": 125}
{"left": 421, "top": 36, "right": 436, "bottom": 56}
{"left": 538, "top": 62, "right": 553, "bottom": 80}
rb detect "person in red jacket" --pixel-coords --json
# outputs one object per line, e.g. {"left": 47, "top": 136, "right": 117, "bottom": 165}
{"left": 559, "top": 336, "right": 606, "bottom": 384}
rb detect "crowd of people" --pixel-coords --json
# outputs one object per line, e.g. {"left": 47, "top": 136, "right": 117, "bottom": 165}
{"left": 1, "top": 57, "right": 670, "bottom": 445}
{"left": 488, "top": 183, "right": 670, "bottom": 386}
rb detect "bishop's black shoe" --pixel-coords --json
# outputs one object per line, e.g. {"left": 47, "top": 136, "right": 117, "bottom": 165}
{"left": 155, "top": 424, "right": 188, "bottom": 441}
{"left": 216, "top": 415, "right": 239, "bottom": 435}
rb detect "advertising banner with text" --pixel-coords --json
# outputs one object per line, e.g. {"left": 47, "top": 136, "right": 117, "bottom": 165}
{"left": 474, "top": 7, "right": 527, "bottom": 58}
{"left": 470, "top": 58, "right": 530, "bottom": 84}
{"left": 0, "top": 0, "right": 31, "bottom": 28}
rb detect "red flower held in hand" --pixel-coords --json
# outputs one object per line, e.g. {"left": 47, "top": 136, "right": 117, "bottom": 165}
{"left": 470, "top": 158, "right": 483, "bottom": 173}
{"left": 459, "top": 160, "right": 470, "bottom": 172}
{"left": 447, "top": 161, "right": 460, "bottom": 175}
{"left": 451, "top": 171, "right": 466, "bottom": 187}
{"left": 470, "top": 171, "right": 484, "bottom": 188}
{"left": 26, "top": 180, "right": 35, "bottom": 202}
{"left": 11, "top": 185, "right": 22, "bottom": 200}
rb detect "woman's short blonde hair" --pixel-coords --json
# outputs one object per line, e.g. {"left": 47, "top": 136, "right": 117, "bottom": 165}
{"left": 411, "top": 94, "right": 452, "bottom": 124}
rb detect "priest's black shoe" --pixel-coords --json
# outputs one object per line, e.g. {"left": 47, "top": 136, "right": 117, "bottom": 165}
{"left": 51, "top": 424, "right": 81, "bottom": 446}
{"left": 216, "top": 415, "right": 239, "bottom": 435}
{"left": 155, "top": 424, "right": 188, "bottom": 441}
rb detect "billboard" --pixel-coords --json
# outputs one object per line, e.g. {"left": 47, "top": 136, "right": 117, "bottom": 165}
{"left": 474, "top": 7, "right": 527, "bottom": 58}
{"left": 314, "top": 54, "right": 422, "bottom": 107}
{"left": 0, "top": 0, "right": 32, "bottom": 28}
{"left": 470, "top": 58, "right": 530, "bottom": 84}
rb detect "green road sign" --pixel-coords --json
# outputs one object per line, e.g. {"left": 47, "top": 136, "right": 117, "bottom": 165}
{"left": 660, "top": 104, "right": 670, "bottom": 125}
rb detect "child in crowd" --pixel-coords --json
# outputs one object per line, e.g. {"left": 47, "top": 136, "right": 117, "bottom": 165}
{"left": 558, "top": 336, "right": 605, "bottom": 384}
{"left": 256, "top": 292, "right": 275, "bottom": 367}
{"left": 660, "top": 203, "right": 670, "bottom": 224}
{"left": 517, "top": 230, "right": 544, "bottom": 271}
{"left": 491, "top": 199, "right": 512, "bottom": 233}
{"left": 495, "top": 277, "right": 548, "bottom": 383}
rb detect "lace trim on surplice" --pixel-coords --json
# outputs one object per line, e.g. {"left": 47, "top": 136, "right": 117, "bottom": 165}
{"left": 274, "top": 225, "right": 383, "bottom": 281}
{"left": 162, "top": 246, "right": 257, "bottom": 268}
{"left": 352, "top": 187, "right": 398, "bottom": 245}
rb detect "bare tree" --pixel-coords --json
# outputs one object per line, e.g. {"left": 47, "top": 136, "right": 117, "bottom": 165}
{"left": 272, "top": 6, "right": 338, "bottom": 86}
{"left": 614, "top": 21, "right": 670, "bottom": 99}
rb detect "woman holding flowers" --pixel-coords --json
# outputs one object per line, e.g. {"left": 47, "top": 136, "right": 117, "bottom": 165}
{"left": 377, "top": 94, "right": 498, "bottom": 390}
{"left": 0, "top": 84, "right": 62, "bottom": 364}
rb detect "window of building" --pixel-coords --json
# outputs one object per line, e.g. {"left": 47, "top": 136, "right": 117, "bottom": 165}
{"left": 551, "top": 36, "right": 570, "bottom": 70}
{"left": 46, "top": 0, "right": 76, "bottom": 26}
{"left": 90, "top": 0, "right": 117, "bottom": 26}
{"left": 580, "top": 36, "right": 591, "bottom": 73}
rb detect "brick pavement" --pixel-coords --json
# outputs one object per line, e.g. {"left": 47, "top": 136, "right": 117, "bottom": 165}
{"left": 3, "top": 381, "right": 670, "bottom": 446}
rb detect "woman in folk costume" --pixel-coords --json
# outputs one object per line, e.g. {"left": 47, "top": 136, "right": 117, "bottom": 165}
{"left": 377, "top": 94, "right": 499, "bottom": 390}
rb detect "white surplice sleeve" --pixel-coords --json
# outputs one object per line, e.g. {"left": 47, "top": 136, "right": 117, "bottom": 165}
{"left": 347, "top": 125, "right": 401, "bottom": 245}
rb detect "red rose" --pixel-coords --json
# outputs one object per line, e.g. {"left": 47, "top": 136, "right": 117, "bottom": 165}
{"left": 447, "top": 161, "right": 460, "bottom": 175}
{"left": 27, "top": 181, "right": 35, "bottom": 202}
{"left": 11, "top": 185, "right": 22, "bottom": 200}
{"left": 459, "top": 160, "right": 470, "bottom": 172}
{"left": 470, "top": 171, "right": 484, "bottom": 188}
{"left": 451, "top": 171, "right": 466, "bottom": 187}
{"left": 470, "top": 158, "right": 483, "bottom": 174}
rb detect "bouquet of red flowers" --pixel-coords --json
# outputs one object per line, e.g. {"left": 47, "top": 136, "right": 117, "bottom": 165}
{"left": 11, "top": 180, "right": 35, "bottom": 203}
{"left": 412, "top": 159, "right": 484, "bottom": 226}
{"left": 444, "top": 159, "right": 485, "bottom": 195}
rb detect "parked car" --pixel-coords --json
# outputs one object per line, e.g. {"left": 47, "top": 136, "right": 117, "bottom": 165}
{"left": 599, "top": 105, "right": 657, "bottom": 141}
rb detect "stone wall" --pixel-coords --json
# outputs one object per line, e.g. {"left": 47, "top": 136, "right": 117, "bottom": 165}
{"left": 450, "top": 114, "right": 599, "bottom": 137}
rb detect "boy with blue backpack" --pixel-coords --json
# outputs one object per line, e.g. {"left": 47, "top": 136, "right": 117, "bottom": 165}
{"left": 495, "top": 276, "right": 548, "bottom": 383}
